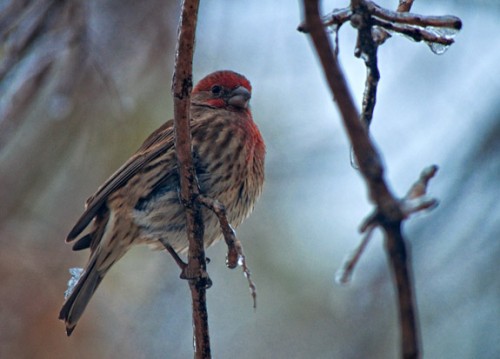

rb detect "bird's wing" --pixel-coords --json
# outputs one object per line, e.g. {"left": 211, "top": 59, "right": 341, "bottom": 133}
{"left": 136, "top": 119, "right": 174, "bottom": 151}
{"left": 66, "top": 120, "right": 175, "bottom": 242}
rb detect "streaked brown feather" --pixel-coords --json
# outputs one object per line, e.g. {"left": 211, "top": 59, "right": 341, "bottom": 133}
{"left": 66, "top": 125, "right": 175, "bottom": 241}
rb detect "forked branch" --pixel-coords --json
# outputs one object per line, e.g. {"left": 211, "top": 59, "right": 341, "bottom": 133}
{"left": 338, "top": 165, "right": 439, "bottom": 284}
{"left": 300, "top": 0, "right": 460, "bottom": 358}
{"left": 298, "top": 0, "right": 462, "bottom": 51}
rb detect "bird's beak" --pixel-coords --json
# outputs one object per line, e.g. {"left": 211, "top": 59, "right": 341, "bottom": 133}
{"left": 227, "top": 86, "right": 251, "bottom": 109}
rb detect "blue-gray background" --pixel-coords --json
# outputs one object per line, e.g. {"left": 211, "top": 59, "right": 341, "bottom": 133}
{"left": 1, "top": 1, "right": 498, "bottom": 358}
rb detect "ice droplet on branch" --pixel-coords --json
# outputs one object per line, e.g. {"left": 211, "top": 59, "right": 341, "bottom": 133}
{"left": 383, "top": 24, "right": 459, "bottom": 55}
{"left": 64, "top": 267, "right": 83, "bottom": 299}
{"left": 237, "top": 255, "right": 244, "bottom": 268}
{"left": 424, "top": 26, "right": 459, "bottom": 55}
{"left": 426, "top": 42, "right": 449, "bottom": 55}
{"left": 327, "top": 24, "right": 340, "bottom": 55}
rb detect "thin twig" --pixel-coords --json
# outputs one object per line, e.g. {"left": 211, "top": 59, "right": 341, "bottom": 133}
{"left": 322, "top": 8, "right": 353, "bottom": 29}
{"left": 196, "top": 195, "right": 239, "bottom": 268}
{"left": 302, "top": 0, "right": 420, "bottom": 357}
{"left": 297, "top": 7, "right": 352, "bottom": 33}
{"left": 308, "top": 0, "right": 461, "bottom": 49}
{"left": 405, "top": 165, "right": 438, "bottom": 200}
{"left": 341, "top": 165, "right": 438, "bottom": 285}
{"left": 171, "top": 0, "right": 211, "bottom": 358}
{"left": 197, "top": 194, "right": 257, "bottom": 308}
{"left": 372, "top": 18, "right": 456, "bottom": 46}
{"left": 366, "top": 1, "right": 462, "bottom": 30}
{"left": 350, "top": 1, "right": 380, "bottom": 129}
{"left": 335, "top": 225, "right": 376, "bottom": 284}
{"left": 396, "top": 0, "right": 415, "bottom": 13}
{"left": 401, "top": 165, "right": 439, "bottom": 217}
{"left": 371, "top": 0, "right": 416, "bottom": 45}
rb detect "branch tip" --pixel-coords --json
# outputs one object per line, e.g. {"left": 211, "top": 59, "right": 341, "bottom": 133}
{"left": 197, "top": 194, "right": 257, "bottom": 308}
{"left": 336, "top": 225, "right": 376, "bottom": 285}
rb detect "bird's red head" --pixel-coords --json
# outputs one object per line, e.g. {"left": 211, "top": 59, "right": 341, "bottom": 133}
{"left": 192, "top": 71, "right": 252, "bottom": 110}
{"left": 193, "top": 71, "right": 252, "bottom": 94}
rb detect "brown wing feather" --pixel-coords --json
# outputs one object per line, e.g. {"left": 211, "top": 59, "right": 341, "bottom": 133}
{"left": 136, "top": 119, "right": 174, "bottom": 152}
{"left": 66, "top": 121, "right": 175, "bottom": 242}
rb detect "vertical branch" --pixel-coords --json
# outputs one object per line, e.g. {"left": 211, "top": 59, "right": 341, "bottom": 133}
{"left": 171, "top": 1, "right": 211, "bottom": 358}
{"left": 303, "top": 0, "right": 392, "bottom": 208}
{"left": 302, "top": 0, "right": 420, "bottom": 358}
{"left": 352, "top": 0, "right": 380, "bottom": 128}
{"left": 355, "top": 0, "right": 414, "bottom": 128}
{"left": 384, "top": 222, "right": 419, "bottom": 359}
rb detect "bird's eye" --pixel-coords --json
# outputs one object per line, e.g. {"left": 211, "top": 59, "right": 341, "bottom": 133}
{"left": 211, "top": 85, "right": 222, "bottom": 95}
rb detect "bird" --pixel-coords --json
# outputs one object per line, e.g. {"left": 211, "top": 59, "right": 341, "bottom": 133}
{"left": 59, "top": 70, "right": 265, "bottom": 336}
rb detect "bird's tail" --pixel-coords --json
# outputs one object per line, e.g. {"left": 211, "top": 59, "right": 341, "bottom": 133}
{"left": 59, "top": 254, "right": 106, "bottom": 336}
{"left": 60, "top": 209, "right": 133, "bottom": 336}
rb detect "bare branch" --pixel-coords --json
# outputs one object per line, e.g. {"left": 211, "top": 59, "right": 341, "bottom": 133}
{"left": 303, "top": 0, "right": 398, "bottom": 214}
{"left": 366, "top": 1, "right": 462, "bottom": 30}
{"left": 196, "top": 195, "right": 239, "bottom": 268}
{"left": 305, "top": 0, "right": 462, "bottom": 52}
{"left": 350, "top": 1, "right": 380, "bottom": 129}
{"left": 401, "top": 165, "right": 439, "bottom": 217}
{"left": 405, "top": 165, "right": 438, "bottom": 200}
{"left": 301, "top": 0, "right": 438, "bottom": 357}
{"left": 345, "top": 165, "right": 439, "bottom": 285}
{"left": 396, "top": 0, "right": 414, "bottom": 13}
{"left": 383, "top": 222, "right": 420, "bottom": 359}
{"left": 298, "top": 7, "right": 352, "bottom": 33}
{"left": 335, "top": 225, "right": 376, "bottom": 284}
{"left": 171, "top": 0, "right": 211, "bottom": 358}
{"left": 372, "top": 18, "right": 456, "bottom": 46}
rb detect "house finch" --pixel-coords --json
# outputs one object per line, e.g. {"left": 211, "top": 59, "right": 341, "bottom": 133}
{"left": 59, "top": 70, "right": 265, "bottom": 336}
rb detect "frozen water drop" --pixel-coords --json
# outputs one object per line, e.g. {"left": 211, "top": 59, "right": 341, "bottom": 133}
{"left": 64, "top": 267, "right": 83, "bottom": 299}
{"left": 327, "top": 23, "right": 338, "bottom": 34}
{"left": 424, "top": 26, "right": 459, "bottom": 55}
{"left": 372, "top": 26, "right": 390, "bottom": 45}
{"left": 383, "top": 22, "right": 459, "bottom": 55}
{"left": 426, "top": 41, "right": 450, "bottom": 55}
{"left": 229, "top": 224, "right": 236, "bottom": 236}
{"left": 327, "top": 24, "right": 340, "bottom": 55}
{"left": 385, "top": 27, "right": 417, "bottom": 43}
{"left": 350, "top": 147, "right": 360, "bottom": 170}
{"left": 429, "top": 26, "right": 459, "bottom": 38}
{"left": 360, "top": 51, "right": 370, "bottom": 62}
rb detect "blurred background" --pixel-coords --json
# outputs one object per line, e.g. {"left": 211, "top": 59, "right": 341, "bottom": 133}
{"left": 1, "top": 0, "right": 499, "bottom": 358}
